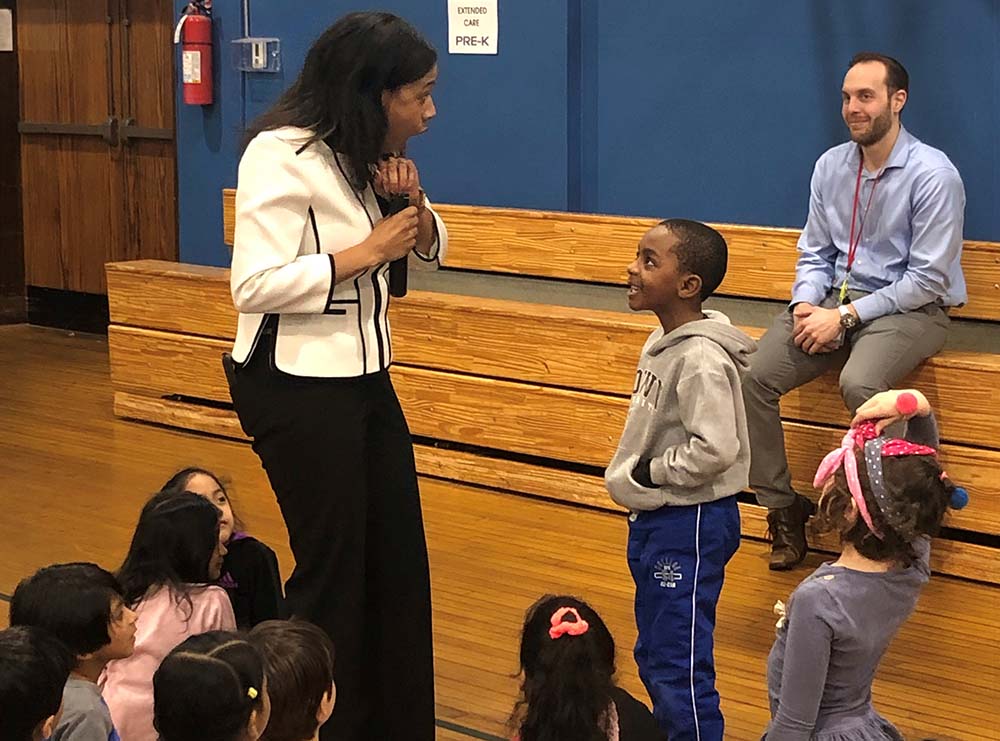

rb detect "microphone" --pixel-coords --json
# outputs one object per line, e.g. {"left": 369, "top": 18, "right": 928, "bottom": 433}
{"left": 384, "top": 193, "right": 410, "bottom": 298}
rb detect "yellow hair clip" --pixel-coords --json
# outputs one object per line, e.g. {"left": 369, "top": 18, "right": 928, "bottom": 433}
{"left": 247, "top": 687, "right": 258, "bottom": 700}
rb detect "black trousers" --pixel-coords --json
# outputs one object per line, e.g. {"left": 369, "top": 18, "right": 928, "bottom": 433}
{"left": 228, "top": 353, "right": 435, "bottom": 741}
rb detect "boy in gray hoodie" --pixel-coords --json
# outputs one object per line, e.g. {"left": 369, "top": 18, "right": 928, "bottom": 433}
{"left": 605, "top": 219, "right": 756, "bottom": 741}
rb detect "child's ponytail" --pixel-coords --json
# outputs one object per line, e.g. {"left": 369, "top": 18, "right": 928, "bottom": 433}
{"left": 154, "top": 631, "right": 266, "bottom": 741}
{"left": 510, "top": 596, "right": 617, "bottom": 741}
{"left": 939, "top": 471, "right": 970, "bottom": 512}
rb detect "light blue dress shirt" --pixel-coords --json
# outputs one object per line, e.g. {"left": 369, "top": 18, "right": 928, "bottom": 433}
{"left": 790, "top": 126, "right": 966, "bottom": 323}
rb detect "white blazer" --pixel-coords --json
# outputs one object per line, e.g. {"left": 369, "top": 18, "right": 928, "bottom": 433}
{"left": 230, "top": 127, "right": 447, "bottom": 377}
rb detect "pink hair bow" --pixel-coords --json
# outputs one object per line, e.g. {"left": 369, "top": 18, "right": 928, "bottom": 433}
{"left": 813, "top": 423, "right": 883, "bottom": 538}
{"left": 548, "top": 607, "right": 590, "bottom": 640}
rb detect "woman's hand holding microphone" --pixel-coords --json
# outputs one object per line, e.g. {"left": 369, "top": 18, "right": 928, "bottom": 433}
{"left": 364, "top": 206, "right": 420, "bottom": 263}
{"left": 336, "top": 156, "right": 432, "bottom": 283}
{"left": 373, "top": 155, "right": 435, "bottom": 261}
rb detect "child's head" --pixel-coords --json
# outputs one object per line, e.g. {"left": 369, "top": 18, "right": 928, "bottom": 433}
{"left": 0, "top": 626, "right": 73, "bottom": 741}
{"left": 162, "top": 467, "right": 239, "bottom": 542}
{"left": 117, "top": 490, "right": 226, "bottom": 606}
{"left": 10, "top": 562, "right": 137, "bottom": 669}
{"left": 154, "top": 631, "right": 270, "bottom": 741}
{"left": 512, "top": 595, "right": 617, "bottom": 741}
{"left": 813, "top": 425, "right": 957, "bottom": 564}
{"left": 627, "top": 218, "right": 728, "bottom": 317}
{"left": 249, "top": 619, "right": 336, "bottom": 741}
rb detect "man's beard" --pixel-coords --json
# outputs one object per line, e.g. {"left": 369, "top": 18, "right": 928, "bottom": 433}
{"left": 848, "top": 107, "right": 893, "bottom": 146}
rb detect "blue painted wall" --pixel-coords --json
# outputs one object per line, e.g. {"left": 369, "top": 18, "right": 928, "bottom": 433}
{"left": 175, "top": 1, "right": 1000, "bottom": 266}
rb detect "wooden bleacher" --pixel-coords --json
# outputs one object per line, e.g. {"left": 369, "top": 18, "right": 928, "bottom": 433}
{"left": 429, "top": 205, "right": 1000, "bottom": 322}
{"left": 222, "top": 198, "right": 1000, "bottom": 322}
{"left": 106, "top": 197, "right": 1000, "bottom": 583}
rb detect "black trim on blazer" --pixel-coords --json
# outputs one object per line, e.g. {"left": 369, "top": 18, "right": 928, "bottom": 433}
{"left": 235, "top": 313, "right": 281, "bottom": 373}
{"left": 334, "top": 150, "right": 380, "bottom": 373}
{"left": 333, "top": 153, "right": 376, "bottom": 228}
{"left": 413, "top": 218, "right": 441, "bottom": 263}
{"left": 238, "top": 313, "right": 274, "bottom": 368}
{"left": 323, "top": 254, "right": 340, "bottom": 315}
{"left": 382, "top": 265, "right": 392, "bottom": 362}
{"left": 312, "top": 209, "right": 341, "bottom": 317}
{"left": 308, "top": 206, "right": 321, "bottom": 254}
{"left": 264, "top": 314, "right": 281, "bottom": 372}
{"left": 413, "top": 243, "right": 440, "bottom": 263}
{"left": 354, "top": 274, "right": 367, "bottom": 375}
{"left": 371, "top": 266, "right": 387, "bottom": 369}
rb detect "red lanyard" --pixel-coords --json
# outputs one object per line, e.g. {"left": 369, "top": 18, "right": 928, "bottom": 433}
{"left": 846, "top": 153, "right": 882, "bottom": 274}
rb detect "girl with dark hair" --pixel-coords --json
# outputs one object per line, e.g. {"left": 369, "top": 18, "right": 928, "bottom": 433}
{"left": 225, "top": 11, "right": 446, "bottom": 740}
{"left": 511, "top": 595, "right": 665, "bottom": 741}
{"left": 154, "top": 631, "right": 270, "bottom": 741}
{"left": 764, "top": 389, "right": 969, "bottom": 740}
{"left": 102, "top": 491, "right": 236, "bottom": 741}
{"left": 162, "top": 467, "right": 286, "bottom": 628}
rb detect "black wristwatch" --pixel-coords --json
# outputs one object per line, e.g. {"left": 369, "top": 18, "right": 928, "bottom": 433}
{"left": 839, "top": 305, "right": 860, "bottom": 330}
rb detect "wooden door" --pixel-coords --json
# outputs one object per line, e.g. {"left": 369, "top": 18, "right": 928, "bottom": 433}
{"left": 17, "top": 0, "right": 176, "bottom": 295}
{"left": 18, "top": 0, "right": 122, "bottom": 293}
{"left": 0, "top": 0, "right": 25, "bottom": 319}
{"left": 118, "top": 0, "right": 176, "bottom": 265}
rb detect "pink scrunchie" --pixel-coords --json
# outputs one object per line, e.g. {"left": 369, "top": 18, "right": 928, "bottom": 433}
{"left": 548, "top": 607, "right": 590, "bottom": 640}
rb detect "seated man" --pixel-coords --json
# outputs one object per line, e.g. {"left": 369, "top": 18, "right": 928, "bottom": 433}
{"left": 743, "top": 52, "right": 966, "bottom": 570}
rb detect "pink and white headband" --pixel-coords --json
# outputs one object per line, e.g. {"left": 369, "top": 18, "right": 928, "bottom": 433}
{"left": 813, "top": 421, "right": 938, "bottom": 540}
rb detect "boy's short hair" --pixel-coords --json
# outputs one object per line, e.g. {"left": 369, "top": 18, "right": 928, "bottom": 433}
{"left": 249, "top": 620, "right": 335, "bottom": 741}
{"left": 659, "top": 218, "right": 728, "bottom": 301}
{"left": 0, "top": 626, "right": 73, "bottom": 741}
{"left": 10, "top": 563, "right": 125, "bottom": 657}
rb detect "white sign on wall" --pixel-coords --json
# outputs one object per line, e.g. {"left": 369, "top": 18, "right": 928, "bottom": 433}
{"left": 0, "top": 10, "right": 13, "bottom": 53}
{"left": 447, "top": 0, "right": 498, "bottom": 55}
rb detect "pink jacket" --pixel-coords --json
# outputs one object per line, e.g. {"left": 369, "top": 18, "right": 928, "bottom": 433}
{"left": 101, "top": 585, "right": 236, "bottom": 741}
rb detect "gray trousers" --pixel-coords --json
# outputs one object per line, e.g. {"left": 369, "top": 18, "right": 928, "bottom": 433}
{"left": 742, "top": 291, "right": 950, "bottom": 509}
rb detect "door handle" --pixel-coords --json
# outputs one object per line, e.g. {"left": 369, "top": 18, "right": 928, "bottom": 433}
{"left": 18, "top": 117, "right": 119, "bottom": 146}
{"left": 119, "top": 118, "right": 174, "bottom": 143}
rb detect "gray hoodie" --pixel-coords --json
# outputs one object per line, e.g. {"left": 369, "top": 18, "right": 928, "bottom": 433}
{"left": 605, "top": 310, "right": 757, "bottom": 511}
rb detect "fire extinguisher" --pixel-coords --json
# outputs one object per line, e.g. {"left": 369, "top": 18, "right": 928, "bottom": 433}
{"left": 174, "top": 1, "right": 213, "bottom": 105}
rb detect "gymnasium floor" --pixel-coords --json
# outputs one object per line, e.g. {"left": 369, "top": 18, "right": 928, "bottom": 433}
{"left": 0, "top": 325, "right": 996, "bottom": 740}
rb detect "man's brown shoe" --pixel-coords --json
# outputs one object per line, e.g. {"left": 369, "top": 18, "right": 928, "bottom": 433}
{"left": 766, "top": 494, "right": 817, "bottom": 571}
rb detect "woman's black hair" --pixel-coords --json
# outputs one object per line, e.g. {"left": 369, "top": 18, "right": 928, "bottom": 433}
{"left": 814, "top": 452, "right": 954, "bottom": 565}
{"left": 116, "top": 490, "right": 221, "bottom": 612}
{"left": 509, "top": 595, "right": 617, "bottom": 741}
{"left": 161, "top": 467, "right": 245, "bottom": 533}
{"left": 244, "top": 11, "right": 437, "bottom": 189}
{"left": 154, "top": 631, "right": 266, "bottom": 741}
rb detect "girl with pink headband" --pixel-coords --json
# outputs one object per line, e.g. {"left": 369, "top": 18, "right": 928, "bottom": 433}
{"left": 509, "top": 595, "right": 665, "bottom": 741}
{"left": 763, "top": 389, "right": 968, "bottom": 740}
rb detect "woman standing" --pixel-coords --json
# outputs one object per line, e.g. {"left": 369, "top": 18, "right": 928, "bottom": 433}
{"left": 226, "top": 12, "right": 445, "bottom": 740}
